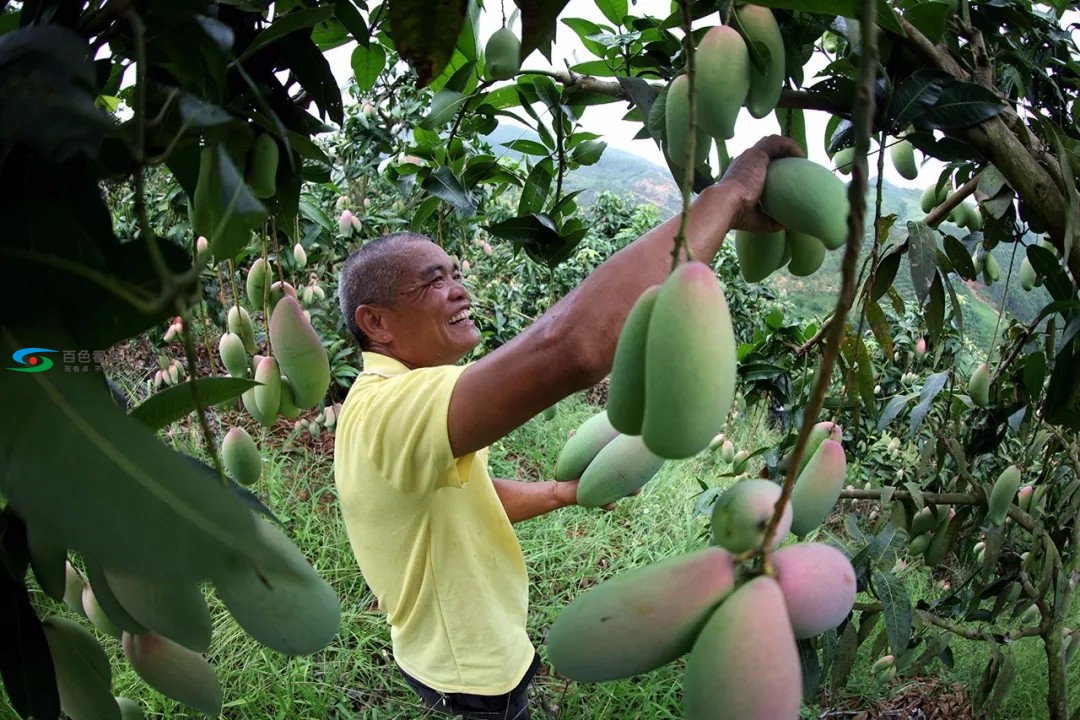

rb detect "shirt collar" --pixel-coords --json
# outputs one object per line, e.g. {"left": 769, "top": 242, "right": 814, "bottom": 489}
{"left": 360, "top": 352, "right": 412, "bottom": 379}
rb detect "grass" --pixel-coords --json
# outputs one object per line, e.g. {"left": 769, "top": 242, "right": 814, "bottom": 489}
{"left": 4, "top": 377, "right": 1080, "bottom": 719}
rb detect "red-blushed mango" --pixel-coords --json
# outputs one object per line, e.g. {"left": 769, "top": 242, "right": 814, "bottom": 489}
{"left": 122, "top": 632, "right": 222, "bottom": 717}
{"left": 269, "top": 280, "right": 298, "bottom": 308}
{"left": 607, "top": 285, "right": 660, "bottom": 434}
{"left": 222, "top": 427, "right": 262, "bottom": 486}
{"left": 1018, "top": 485, "right": 1034, "bottom": 513}
{"left": 642, "top": 262, "right": 737, "bottom": 459}
{"left": 485, "top": 27, "right": 521, "bottom": 80}
{"left": 42, "top": 617, "right": 120, "bottom": 720}
{"left": 577, "top": 434, "right": 665, "bottom": 508}
{"left": 269, "top": 295, "right": 331, "bottom": 409}
{"left": 555, "top": 410, "right": 619, "bottom": 481}
{"left": 695, "top": 25, "right": 750, "bottom": 140}
{"left": 546, "top": 547, "right": 736, "bottom": 682}
{"left": 212, "top": 517, "right": 341, "bottom": 655}
{"left": 254, "top": 356, "right": 281, "bottom": 419}
{"left": 664, "top": 75, "right": 710, "bottom": 170}
{"left": 710, "top": 479, "right": 792, "bottom": 553}
{"left": 721, "top": 439, "right": 735, "bottom": 464}
{"left": 786, "top": 231, "right": 827, "bottom": 276}
{"left": 83, "top": 585, "right": 121, "bottom": 639}
{"left": 218, "top": 332, "right": 249, "bottom": 378}
{"left": 833, "top": 146, "right": 855, "bottom": 175}
{"left": 988, "top": 465, "right": 1021, "bottom": 526}
{"left": 889, "top": 139, "right": 918, "bottom": 180}
{"left": 762, "top": 158, "right": 851, "bottom": 250}
{"left": 104, "top": 569, "right": 212, "bottom": 654}
{"left": 736, "top": 5, "right": 785, "bottom": 118}
{"left": 779, "top": 421, "right": 842, "bottom": 478}
{"left": 227, "top": 305, "right": 256, "bottom": 353}
{"left": 969, "top": 362, "right": 990, "bottom": 407}
{"left": 246, "top": 257, "right": 272, "bottom": 308}
{"left": 789, "top": 439, "right": 847, "bottom": 536}
{"left": 735, "top": 229, "right": 787, "bottom": 282}
{"left": 772, "top": 543, "right": 857, "bottom": 638}
{"left": 683, "top": 576, "right": 802, "bottom": 720}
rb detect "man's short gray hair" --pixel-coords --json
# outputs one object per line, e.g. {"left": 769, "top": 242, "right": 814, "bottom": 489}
{"left": 338, "top": 232, "right": 430, "bottom": 349}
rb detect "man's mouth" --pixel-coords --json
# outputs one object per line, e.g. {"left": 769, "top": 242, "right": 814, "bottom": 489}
{"left": 449, "top": 308, "right": 472, "bottom": 325}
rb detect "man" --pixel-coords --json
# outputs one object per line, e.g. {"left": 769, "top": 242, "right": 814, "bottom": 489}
{"left": 334, "top": 134, "right": 802, "bottom": 719}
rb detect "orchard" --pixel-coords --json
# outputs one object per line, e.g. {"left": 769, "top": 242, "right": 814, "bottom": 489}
{"left": 2, "top": 0, "right": 1080, "bottom": 719}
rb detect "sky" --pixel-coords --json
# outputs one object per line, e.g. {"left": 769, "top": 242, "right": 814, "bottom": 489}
{"left": 319, "top": 0, "right": 924, "bottom": 189}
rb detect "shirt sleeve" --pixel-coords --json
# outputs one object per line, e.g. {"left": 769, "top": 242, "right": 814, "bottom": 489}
{"left": 353, "top": 364, "right": 475, "bottom": 494}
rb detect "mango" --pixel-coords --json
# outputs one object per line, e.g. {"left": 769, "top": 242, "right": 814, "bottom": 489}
{"left": 909, "top": 532, "right": 932, "bottom": 555}
{"left": 485, "top": 27, "right": 521, "bottom": 80}
{"left": 889, "top": 139, "right": 918, "bottom": 180}
{"left": 710, "top": 479, "right": 791, "bottom": 553}
{"left": 969, "top": 362, "right": 990, "bottom": 407}
{"left": 42, "top": 617, "right": 120, "bottom": 720}
{"left": 218, "top": 332, "right": 249, "bottom": 379}
{"left": 779, "top": 421, "right": 842, "bottom": 478}
{"left": 919, "top": 185, "right": 939, "bottom": 213}
{"left": 664, "top": 75, "right": 710, "bottom": 170}
{"left": 292, "top": 243, "right": 307, "bottom": 269}
{"left": 789, "top": 438, "right": 847, "bottom": 536}
{"left": 577, "top": 434, "right": 665, "bottom": 508}
{"left": 786, "top": 231, "right": 827, "bottom": 276}
{"left": 910, "top": 506, "right": 936, "bottom": 537}
{"left": 83, "top": 586, "right": 122, "bottom": 639}
{"left": 221, "top": 427, "right": 262, "bottom": 486}
{"left": 212, "top": 518, "right": 341, "bottom": 655}
{"left": 871, "top": 655, "right": 895, "bottom": 674}
{"left": 1018, "top": 485, "right": 1034, "bottom": 513}
{"left": 984, "top": 252, "right": 1001, "bottom": 284}
{"left": 277, "top": 378, "right": 302, "bottom": 420}
{"left": 736, "top": 5, "right": 785, "bottom": 119}
{"left": 735, "top": 230, "right": 787, "bottom": 282}
{"left": 683, "top": 576, "right": 802, "bottom": 720}
{"left": 115, "top": 698, "right": 145, "bottom": 720}
{"left": 833, "top": 146, "right": 854, "bottom": 175}
{"left": 988, "top": 465, "right": 1021, "bottom": 526}
{"left": 104, "top": 570, "right": 212, "bottom": 653}
{"left": 949, "top": 204, "right": 967, "bottom": 225}
{"left": 246, "top": 258, "right": 272, "bottom": 308}
{"left": 923, "top": 510, "right": 954, "bottom": 566}
{"left": 253, "top": 356, "right": 282, "bottom": 419}
{"left": 84, "top": 563, "right": 147, "bottom": 635}
{"left": 63, "top": 561, "right": 87, "bottom": 617}
{"left": 122, "top": 632, "right": 222, "bottom": 717}
{"left": 721, "top": 439, "right": 735, "bottom": 464}
{"left": 772, "top": 542, "right": 857, "bottom": 638}
{"left": 269, "top": 280, "right": 298, "bottom": 308}
{"left": 269, "top": 295, "right": 331, "bottom": 409}
{"left": 963, "top": 202, "right": 983, "bottom": 230}
{"left": 695, "top": 25, "right": 751, "bottom": 140}
{"left": 242, "top": 385, "right": 277, "bottom": 427}
{"left": 642, "top": 262, "right": 737, "bottom": 459}
{"left": 547, "top": 547, "right": 736, "bottom": 682}
{"left": 247, "top": 132, "right": 279, "bottom": 199}
{"left": 227, "top": 305, "right": 256, "bottom": 354}
{"left": 555, "top": 411, "right": 619, "bottom": 481}
{"left": 1019, "top": 257, "right": 1037, "bottom": 291}
{"left": 732, "top": 449, "right": 750, "bottom": 474}
{"left": 762, "top": 157, "right": 851, "bottom": 250}
{"left": 607, "top": 286, "right": 660, "bottom": 434}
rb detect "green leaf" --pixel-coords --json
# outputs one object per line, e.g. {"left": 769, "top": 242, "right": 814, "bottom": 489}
{"left": 571, "top": 139, "right": 606, "bottom": 166}
{"left": 984, "top": 650, "right": 1016, "bottom": 717}
{"left": 865, "top": 300, "right": 893, "bottom": 360}
{"left": 1028, "top": 245, "right": 1073, "bottom": 303}
{"left": 926, "top": 271, "right": 945, "bottom": 347}
{"left": 595, "top": 0, "right": 628, "bottom": 25}
{"left": 878, "top": 394, "right": 915, "bottom": 430}
{"left": 568, "top": 59, "right": 617, "bottom": 76}
{"left": 776, "top": 108, "right": 808, "bottom": 157}
{"left": 422, "top": 166, "right": 476, "bottom": 214}
{"left": 240, "top": 6, "right": 335, "bottom": 60}
{"left": 389, "top": 0, "right": 469, "bottom": 86}
{"left": 518, "top": 158, "right": 554, "bottom": 216}
{"left": 829, "top": 620, "right": 860, "bottom": 691}
{"left": 562, "top": 17, "right": 610, "bottom": 58}
{"left": 856, "top": 337, "right": 876, "bottom": 414}
{"left": 334, "top": 0, "right": 370, "bottom": 46}
{"left": 195, "top": 143, "right": 268, "bottom": 262}
{"left": 798, "top": 638, "right": 822, "bottom": 702}
{"left": 1023, "top": 351, "right": 1047, "bottom": 401}
{"left": 871, "top": 250, "right": 902, "bottom": 302}
{"left": 907, "top": 220, "right": 937, "bottom": 304}
{"left": 746, "top": 0, "right": 904, "bottom": 34}
{"left": 501, "top": 139, "right": 549, "bottom": 156}
{"left": 944, "top": 234, "right": 976, "bottom": 280}
{"left": 873, "top": 570, "right": 911, "bottom": 656}
{"left": 902, "top": 1, "right": 950, "bottom": 44}
{"left": 909, "top": 370, "right": 949, "bottom": 436}
{"left": 514, "top": 0, "right": 572, "bottom": 63}
{"left": 887, "top": 69, "right": 950, "bottom": 129}
{"left": 129, "top": 377, "right": 257, "bottom": 432}
{"left": 0, "top": 556, "right": 60, "bottom": 720}
{"left": 0, "top": 324, "right": 281, "bottom": 584}
{"left": 351, "top": 42, "right": 386, "bottom": 93}
{"left": 943, "top": 273, "right": 964, "bottom": 338}
{"left": 411, "top": 194, "right": 441, "bottom": 232}
{"left": 912, "top": 80, "right": 1005, "bottom": 131}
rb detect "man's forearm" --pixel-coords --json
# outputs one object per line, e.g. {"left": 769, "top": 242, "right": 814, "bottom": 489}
{"left": 492, "top": 478, "right": 573, "bottom": 524}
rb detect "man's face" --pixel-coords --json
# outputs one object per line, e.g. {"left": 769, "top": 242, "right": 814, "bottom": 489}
{"left": 380, "top": 241, "right": 481, "bottom": 367}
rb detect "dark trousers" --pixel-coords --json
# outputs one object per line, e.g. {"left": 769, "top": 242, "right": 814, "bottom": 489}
{"left": 397, "top": 652, "right": 541, "bottom": 719}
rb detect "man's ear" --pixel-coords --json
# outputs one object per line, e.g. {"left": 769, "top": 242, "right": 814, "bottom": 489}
{"left": 355, "top": 304, "right": 393, "bottom": 345}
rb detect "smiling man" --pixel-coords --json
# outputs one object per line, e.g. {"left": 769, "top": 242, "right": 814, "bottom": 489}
{"left": 333, "top": 134, "right": 802, "bottom": 719}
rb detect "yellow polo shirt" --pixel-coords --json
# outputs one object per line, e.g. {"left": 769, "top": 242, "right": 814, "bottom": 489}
{"left": 334, "top": 352, "right": 534, "bottom": 694}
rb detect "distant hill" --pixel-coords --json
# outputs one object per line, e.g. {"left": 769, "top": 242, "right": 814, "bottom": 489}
{"left": 483, "top": 124, "right": 1046, "bottom": 352}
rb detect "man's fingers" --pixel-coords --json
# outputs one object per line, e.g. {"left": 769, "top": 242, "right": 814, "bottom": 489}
{"left": 757, "top": 134, "right": 805, "bottom": 160}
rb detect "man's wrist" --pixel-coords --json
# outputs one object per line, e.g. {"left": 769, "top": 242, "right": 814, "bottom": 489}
{"left": 552, "top": 480, "right": 576, "bottom": 508}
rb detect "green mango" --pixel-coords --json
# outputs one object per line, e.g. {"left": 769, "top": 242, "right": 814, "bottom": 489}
{"left": 577, "top": 434, "right": 665, "bottom": 508}
{"left": 762, "top": 158, "right": 851, "bottom": 250}
{"left": 555, "top": 411, "right": 619, "bottom": 481}
{"left": 607, "top": 285, "right": 660, "bottom": 434}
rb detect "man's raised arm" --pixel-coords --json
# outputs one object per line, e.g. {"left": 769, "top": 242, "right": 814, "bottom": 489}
{"left": 448, "top": 135, "right": 803, "bottom": 459}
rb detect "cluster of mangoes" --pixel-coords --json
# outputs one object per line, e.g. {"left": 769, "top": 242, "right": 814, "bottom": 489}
{"left": 664, "top": 5, "right": 785, "bottom": 169}
{"left": 833, "top": 136, "right": 920, "bottom": 181}
{"left": 45, "top": 516, "right": 340, "bottom": 719}
{"left": 546, "top": 541, "right": 856, "bottom": 718}
{"left": 1019, "top": 239, "right": 1061, "bottom": 291}
{"left": 735, "top": 157, "right": 852, "bottom": 282}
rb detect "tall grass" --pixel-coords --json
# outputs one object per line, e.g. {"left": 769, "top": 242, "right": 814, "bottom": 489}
{"left": 4, "top": 386, "right": 1077, "bottom": 719}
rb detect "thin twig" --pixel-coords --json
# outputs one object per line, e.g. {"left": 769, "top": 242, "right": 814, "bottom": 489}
{"left": 671, "top": 0, "right": 697, "bottom": 270}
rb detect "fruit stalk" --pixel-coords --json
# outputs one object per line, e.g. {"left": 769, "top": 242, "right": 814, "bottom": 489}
{"left": 671, "top": 0, "right": 698, "bottom": 271}
{"left": 760, "top": 0, "right": 878, "bottom": 565}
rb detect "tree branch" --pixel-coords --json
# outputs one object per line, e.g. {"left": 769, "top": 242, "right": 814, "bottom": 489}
{"left": 838, "top": 487, "right": 1036, "bottom": 533}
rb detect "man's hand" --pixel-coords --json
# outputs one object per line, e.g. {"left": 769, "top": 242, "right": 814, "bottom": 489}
{"left": 718, "top": 134, "right": 805, "bottom": 234}
{"left": 555, "top": 480, "right": 642, "bottom": 512}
